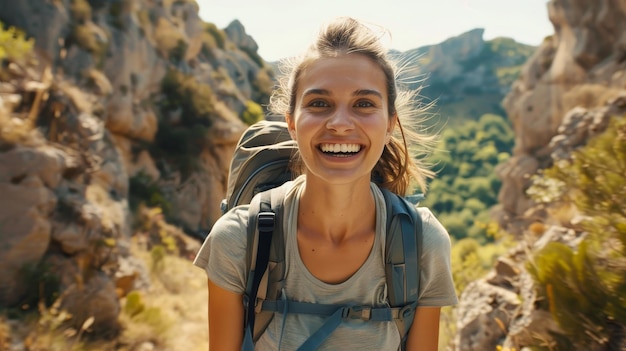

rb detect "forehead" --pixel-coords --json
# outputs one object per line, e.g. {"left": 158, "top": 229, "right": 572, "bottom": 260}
{"left": 297, "top": 54, "right": 387, "bottom": 94}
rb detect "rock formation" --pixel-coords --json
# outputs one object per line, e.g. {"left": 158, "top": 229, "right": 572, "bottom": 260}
{"left": 395, "top": 28, "right": 535, "bottom": 121}
{"left": 0, "top": 0, "right": 272, "bottom": 336}
{"left": 454, "top": 0, "right": 626, "bottom": 350}
{"left": 496, "top": 0, "right": 626, "bottom": 233}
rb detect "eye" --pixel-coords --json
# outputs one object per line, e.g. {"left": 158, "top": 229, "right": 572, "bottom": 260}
{"left": 355, "top": 100, "right": 375, "bottom": 108}
{"left": 308, "top": 100, "right": 330, "bottom": 108}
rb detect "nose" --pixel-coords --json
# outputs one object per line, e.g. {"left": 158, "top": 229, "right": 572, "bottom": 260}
{"left": 326, "top": 106, "right": 354, "bottom": 133}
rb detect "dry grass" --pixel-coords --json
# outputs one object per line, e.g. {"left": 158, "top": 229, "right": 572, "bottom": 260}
{"left": 0, "top": 107, "right": 38, "bottom": 146}
{"left": 122, "top": 238, "right": 209, "bottom": 351}
{"left": 562, "top": 84, "right": 623, "bottom": 111}
{"left": 0, "top": 237, "right": 208, "bottom": 351}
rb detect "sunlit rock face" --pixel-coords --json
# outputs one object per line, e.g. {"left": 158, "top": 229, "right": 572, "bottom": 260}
{"left": 455, "top": 1, "right": 626, "bottom": 350}
{"left": 497, "top": 0, "right": 626, "bottom": 232}
{"left": 0, "top": 0, "right": 270, "bottom": 334}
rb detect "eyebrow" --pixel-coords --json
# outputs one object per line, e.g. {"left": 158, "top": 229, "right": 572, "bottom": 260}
{"left": 302, "top": 88, "right": 330, "bottom": 98}
{"left": 354, "top": 89, "right": 383, "bottom": 99}
{"left": 301, "top": 88, "right": 383, "bottom": 99}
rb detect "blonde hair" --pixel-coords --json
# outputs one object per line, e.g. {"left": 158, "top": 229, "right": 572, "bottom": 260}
{"left": 269, "top": 17, "right": 437, "bottom": 196}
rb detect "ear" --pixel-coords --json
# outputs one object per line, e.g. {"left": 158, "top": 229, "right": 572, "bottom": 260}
{"left": 285, "top": 113, "right": 297, "bottom": 140}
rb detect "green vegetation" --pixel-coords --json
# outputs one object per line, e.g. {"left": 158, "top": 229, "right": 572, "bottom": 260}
{"left": 482, "top": 37, "right": 535, "bottom": 89}
{"left": 154, "top": 17, "right": 187, "bottom": 63}
{"left": 204, "top": 22, "right": 226, "bottom": 49}
{"left": 16, "top": 261, "right": 61, "bottom": 309}
{"left": 69, "top": 0, "right": 92, "bottom": 23}
{"left": 422, "top": 113, "right": 514, "bottom": 242}
{"left": 433, "top": 94, "right": 507, "bottom": 128}
{"left": 458, "top": 37, "right": 534, "bottom": 78}
{"left": 129, "top": 173, "right": 172, "bottom": 216}
{"left": 526, "top": 118, "right": 626, "bottom": 350}
{"left": 241, "top": 100, "right": 264, "bottom": 125}
{"left": 71, "top": 24, "right": 107, "bottom": 58}
{"left": 119, "top": 289, "right": 172, "bottom": 348}
{"left": 0, "top": 21, "right": 34, "bottom": 63}
{"left": 451, "top": 231, "right": 514, "bottom": 293}
{"left": 122, "top": 290, "right": 170, "bottom": 334}
{"left": 108, "top": 0, "right": 134, "bottom": 30}
{"left": 160, "top": 69, "right": 215, "bottom": 124}
{"left": 67, "top": 0, "right": 108, "bottom": 63}
{"left": 152, "top": 69, "right": 216, "bottom": 179}
{"left": 409, "top": 37, "right": 535, "bottom": 123}
{"left": 252, "top": 68, "right": 274, "bottom": 103}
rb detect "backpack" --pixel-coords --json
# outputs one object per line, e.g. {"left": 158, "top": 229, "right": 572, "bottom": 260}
{"left": 221, "top": 119, "right": 423, "bottom": 351}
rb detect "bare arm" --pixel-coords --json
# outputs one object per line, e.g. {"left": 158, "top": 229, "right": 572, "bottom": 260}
{"left": 208, "top": 279, "right": 244, "bottom": 351}
{"left": 405, "top": 306, "right": 441, "bottom": 351}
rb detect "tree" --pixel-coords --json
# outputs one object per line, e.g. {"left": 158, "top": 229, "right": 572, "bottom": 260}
{"left": 423, "top": 113, "right": 514, "bottom": 242}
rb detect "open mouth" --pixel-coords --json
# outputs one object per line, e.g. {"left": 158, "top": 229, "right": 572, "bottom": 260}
{"left": 319, "top": 143, "right": 362, "bottom": 157}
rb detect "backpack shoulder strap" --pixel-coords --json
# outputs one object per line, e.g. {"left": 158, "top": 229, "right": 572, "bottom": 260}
{"left": 243, "top": 185, "right": 422, "bottom": 350}
{"left": 243, "top": 183, "right": 289, "bottom": 347}
{"left": 380, "top": 188, "right": 423, "bottom": 348}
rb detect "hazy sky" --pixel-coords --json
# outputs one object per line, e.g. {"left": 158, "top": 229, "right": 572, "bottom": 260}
{"left": 196, "top": 0, "right": 554, "bottom": 62}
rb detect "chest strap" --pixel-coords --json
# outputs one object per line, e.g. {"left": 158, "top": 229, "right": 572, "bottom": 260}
{"left": 259, "top": 299, "right": 417, "bottom": 351}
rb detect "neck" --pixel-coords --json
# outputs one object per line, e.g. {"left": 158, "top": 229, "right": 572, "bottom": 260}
{"left": 297, "top": 175, "right": 376, "bottom": 242}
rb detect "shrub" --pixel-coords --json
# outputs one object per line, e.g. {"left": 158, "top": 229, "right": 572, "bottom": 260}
{"left": 252, "top": 68, "right": 274, "bottom": 102}
{"left": 119, "top": 290, "right": 172, "bottom": 347}
{"left": 154, "top": 17, "right": 186, "bottom": 62}
{"left": 204, "top": 22, "right": 225, "bottom": 49}
{"left": 0, "top": 21, "right": 34, "bottom": 63}
{"left": 129, "top": 173, "right": 172, "bottom": 216}
{"left": 241, "top": 100, "right": 264, "bottom": 125}
{"left": 71, "top": 24, "right": 107, "bottom": 58}
{"left": 423, "top": 113, "right": 514, "bottom": 243}
{"left": 527, "top": 118, "right": 626, "bottom": 349}
{"left": 160, "top": 69, "right": 215, "bottom": 124}
{"left": 17, "top": 261, "right": 61, "bottom": 309}
{"left": 69, "top": 0, "right": 92, "bottom": 23}
{"left": 123, "top": 291, "right": 145, "bottom": 317}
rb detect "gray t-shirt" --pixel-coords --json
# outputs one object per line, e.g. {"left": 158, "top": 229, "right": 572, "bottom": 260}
{"left": 193, "top": 176, "right": 458, "bottom": 350}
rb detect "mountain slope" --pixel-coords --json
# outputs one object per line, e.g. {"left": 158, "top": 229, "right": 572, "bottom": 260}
{"left": 393, "top": 28, "right": 536, "bottom": 124}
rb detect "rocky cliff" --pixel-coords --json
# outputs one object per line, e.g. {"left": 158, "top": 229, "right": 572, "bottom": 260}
{"left": 0, "top": 0, "right": 272, "bottom": 338}
{"left": 454, "top": 0, "right": 626, "bottom": 350}
{"left": 496, "top": 0, "right": 626, "bottom": 232}
{"left": 395, "top": 28, "right": 536, "bottom": 122}
{"left": 2, "top": 0, "right": 626, "bottom": 350}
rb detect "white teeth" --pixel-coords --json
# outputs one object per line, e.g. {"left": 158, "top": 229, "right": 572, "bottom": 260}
{"left": 320, "top": 144, "right": 361, "bottom": 153}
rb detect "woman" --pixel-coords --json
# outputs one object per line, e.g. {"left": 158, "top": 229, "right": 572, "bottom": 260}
{"left": 194, "top": 17, "right": 457, "bottom": 350}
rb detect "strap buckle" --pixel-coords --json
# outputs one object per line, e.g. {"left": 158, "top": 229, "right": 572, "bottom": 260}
{"left": 257, "top": 212, "right": 275, "bottom": 232}
{"left": 342, "top": 306, "right": 372, "bottom": 321}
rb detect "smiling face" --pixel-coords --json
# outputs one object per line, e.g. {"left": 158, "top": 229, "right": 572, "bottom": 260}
{"left": 286, "top": 53, "right": 396, "bottom": 187}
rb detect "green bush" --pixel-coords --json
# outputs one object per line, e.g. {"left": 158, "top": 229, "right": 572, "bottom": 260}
{"left": 160, "top": 69, "right": 215, "bottom": 124}
{"left": 422, "top": 113, "right": 514, "bottom": 242}
{"left": 154, "top": 17, "right": 187, "bottom": 62}
{"left": 71, "top": 24, "right": 107, "bottom": 58}
{"left": 169, "top": 39, "right": 187, "bottom": 63}
{"left": 0, "top": 21, "right": 34, "bottom": 62}
{"left": 153, "top": 69, "right": 218, "bottom": 179}
{"left": 450, "top": 236, "right": 513, "bottom": 293}
{"left": 527, "top": 118, "right": 626, "bottom": 349}
{"left": 70, "top": 0, "right": 92, "bottom": 23}
{"left": 17, "top": 261, "right": 60, "bottom": 309}
{"left": 204, "top": 22, "right": 226, "bottom": 49}
{"left": 123, "top": 291, "right": 146, "bottom": 317}
{"left": 242, "top": 100, "right": 264, "bottom": 125}
{"left": 129, "top": 173, "right": 172, "bottom": 216}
